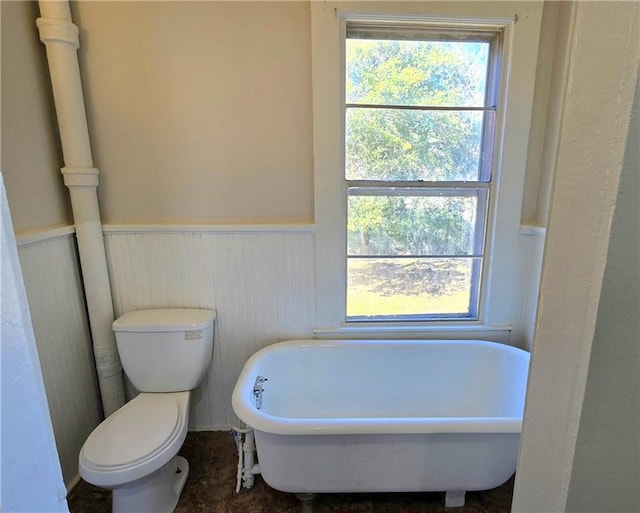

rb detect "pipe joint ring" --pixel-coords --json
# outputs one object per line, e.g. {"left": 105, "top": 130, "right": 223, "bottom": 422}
{"left": 95, "top": 363, "right": 124, "bottom": 380}
{"left": 36, "top": 18, "right": 80, "bottom": 48}
{"left": 62, "top": 167, "right": 99, "bottom": 187}
{"left": 94, "top": 352, "right": 123, "bottom": 379}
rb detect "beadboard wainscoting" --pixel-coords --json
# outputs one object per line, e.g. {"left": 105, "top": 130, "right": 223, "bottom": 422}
{"left": 102, "top": 225, "right": 316, "bottom": 429}
{"left": 17, "top": 227, "right": 102, "bottom": 490}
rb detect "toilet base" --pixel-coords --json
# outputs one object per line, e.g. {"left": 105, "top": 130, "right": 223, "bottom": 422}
{"left": 112, "top": 455, "right": 189, "bottom": 513}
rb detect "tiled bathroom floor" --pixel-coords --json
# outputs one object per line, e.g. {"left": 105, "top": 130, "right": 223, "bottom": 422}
{"left": 67, "top": 431, "right": 514, "bottom": 512}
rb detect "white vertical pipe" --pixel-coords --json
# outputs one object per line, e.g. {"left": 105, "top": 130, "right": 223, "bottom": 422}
{"left": 243, "top": 430, "right": 256, "bottom": 488}
{"left": 36, "top": 0, "right": 125, "bottom": 416}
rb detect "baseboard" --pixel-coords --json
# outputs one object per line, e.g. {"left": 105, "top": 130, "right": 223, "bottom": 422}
{"left": 188, "top": 426, "right": 232, "bottom": 432}
{"left": 66, "top": 474, "right": 82, "bottom": 495}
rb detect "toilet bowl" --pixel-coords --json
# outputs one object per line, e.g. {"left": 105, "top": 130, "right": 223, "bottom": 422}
{"left": 80, "top": 391, "right": 190, "bottom": 511}
{"left": 78, "top": 308, "right": 215, "bottom": 513}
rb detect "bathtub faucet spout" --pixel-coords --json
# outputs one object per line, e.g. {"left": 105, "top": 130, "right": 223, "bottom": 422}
{"left": 253, "top": 376, "right": 268, "bottom": 410}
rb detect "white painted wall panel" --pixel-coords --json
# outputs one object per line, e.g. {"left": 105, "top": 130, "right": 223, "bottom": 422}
{"left": 512, "top": 227, "right": 546, "bottom": 351}
{"left": 18, "top": 232, "right": 102, "bottom": 489}
{"left": 103, "top": 228, "right": 316, "bottom": 429}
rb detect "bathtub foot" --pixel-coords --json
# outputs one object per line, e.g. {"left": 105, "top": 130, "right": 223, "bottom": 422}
{"left": 295, "top": 493, "right": 316, "bottom": 513}
{"left": 445, "top": 490, "right": 466, "bottom": 508}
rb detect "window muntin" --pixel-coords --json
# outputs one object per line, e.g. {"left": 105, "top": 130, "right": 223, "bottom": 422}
{"left": 344, "top": 23, "right": 500, "bottom": 322}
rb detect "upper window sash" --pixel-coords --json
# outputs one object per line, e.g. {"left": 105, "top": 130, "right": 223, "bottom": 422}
{"left": 344, "top": 25, "right": 501, "bottom": 184}
{"left": 345, "top": 23, "right": 502, "bottom": 109}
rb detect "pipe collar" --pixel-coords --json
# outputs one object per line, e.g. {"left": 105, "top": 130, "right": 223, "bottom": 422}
{"left": 94, "top": 352, "right": 123, "bottom": 379}
{"left": 36, "top": 17, "right": 79, "bottom": 48}
{"left": 62, "top": 167, "right": 99, "bottom": 188}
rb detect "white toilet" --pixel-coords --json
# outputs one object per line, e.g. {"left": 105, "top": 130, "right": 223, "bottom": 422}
{"left": 79, "top": 308, "right": 216, "bottom": 513}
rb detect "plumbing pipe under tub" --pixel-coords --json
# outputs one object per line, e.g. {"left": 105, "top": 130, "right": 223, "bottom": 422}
{"left": 232, "top": 427, "right": 261, "bottom": 492}
{"left": 242, "top": 429, "right": 261, "bottom": 488}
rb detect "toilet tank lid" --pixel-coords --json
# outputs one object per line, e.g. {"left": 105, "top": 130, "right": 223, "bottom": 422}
{"left": 113, "top": 308, "right": 216, "bottom": 332}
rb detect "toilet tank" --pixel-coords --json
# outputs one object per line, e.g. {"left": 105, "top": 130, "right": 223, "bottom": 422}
{"left": 113, "top": 308, "right": 215, "bottom": 393}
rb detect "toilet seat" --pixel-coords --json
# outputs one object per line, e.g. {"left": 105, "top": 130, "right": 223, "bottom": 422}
{"left": 80, "top": 391, "right": 190, "bottom": 488}
{"left": 83, "top": 394, "right": 180, "bottom": 469}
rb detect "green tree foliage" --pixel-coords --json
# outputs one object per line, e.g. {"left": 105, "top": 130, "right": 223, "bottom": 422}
{"left": 346, "top": 38, "right": 489, "bottom": 256}
{"left": 348, "top": 194, "right": 477, "bottom": 255}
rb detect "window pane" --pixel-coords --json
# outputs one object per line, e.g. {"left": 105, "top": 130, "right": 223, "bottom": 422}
{"left": 346, "top": 108, "right": 493, "bottom": 181}
{"left": 346, "top": 39, "right": 489, "bottom": 107}
{"left": 346, "top": 257, "right": 479, "bottom": 319}
{"left": 348, "top": 190, "right": 483, "bottom": 256}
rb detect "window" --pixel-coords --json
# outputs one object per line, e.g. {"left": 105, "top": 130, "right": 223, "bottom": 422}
{"left": 311, "top": 4, "right": 543, "bottom": 332}
{"left": 345, "top": 24, "right": 501, "bottom": 321}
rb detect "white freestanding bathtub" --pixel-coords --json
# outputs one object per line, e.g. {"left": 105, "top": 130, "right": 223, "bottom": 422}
{"left": 232, "top": 339, "right": 530, "bottom": 508}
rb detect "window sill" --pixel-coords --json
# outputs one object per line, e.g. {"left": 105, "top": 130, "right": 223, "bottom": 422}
{"left": 313, "top": 323, "right": 512, "bottom": 342}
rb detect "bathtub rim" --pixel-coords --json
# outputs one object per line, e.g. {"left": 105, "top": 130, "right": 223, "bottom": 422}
{"left": 232, "top": 339, "right": 530, "bottom": 436}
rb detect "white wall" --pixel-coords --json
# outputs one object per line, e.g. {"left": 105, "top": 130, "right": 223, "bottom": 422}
{"left": 511, "top": 1, "right": 575, "bottom": 351}
{"left": 566, "top": 70, "right": 640, "bottom": 513}
{"left": 521, "top": 1, "right": 572, "bottom": 227}
{"left": 17, "top": 230, "right": 102, "bottom": 488}
{"left": 0, "top": 0, "right": 71, "bottom": 233}
{"left": 513, "top": 2, "right": 640, "bottom": 510}
{"left": 511, "top": 226, "right": 545, "bottom": 350}
{"left": 1, "top": 0, "right": 102, "bottom": 492}
{"left": 0, "top": 176, "right": 69, "bottom": 513}
{"left": 73, "top": 1, "right": 314, "bottom": 225}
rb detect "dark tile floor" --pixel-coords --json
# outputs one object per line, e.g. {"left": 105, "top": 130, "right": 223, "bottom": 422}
{"left": 68, "top": 431, "right": 514, "bottom": 512}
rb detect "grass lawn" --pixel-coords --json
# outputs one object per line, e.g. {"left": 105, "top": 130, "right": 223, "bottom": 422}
{"left": 346, "top": 258, "right": 472, "bottom": 318}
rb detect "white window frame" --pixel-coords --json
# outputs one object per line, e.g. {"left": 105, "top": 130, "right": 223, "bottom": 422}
{"left": 311, "top": 2, "right": 543, "bottom": 336}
